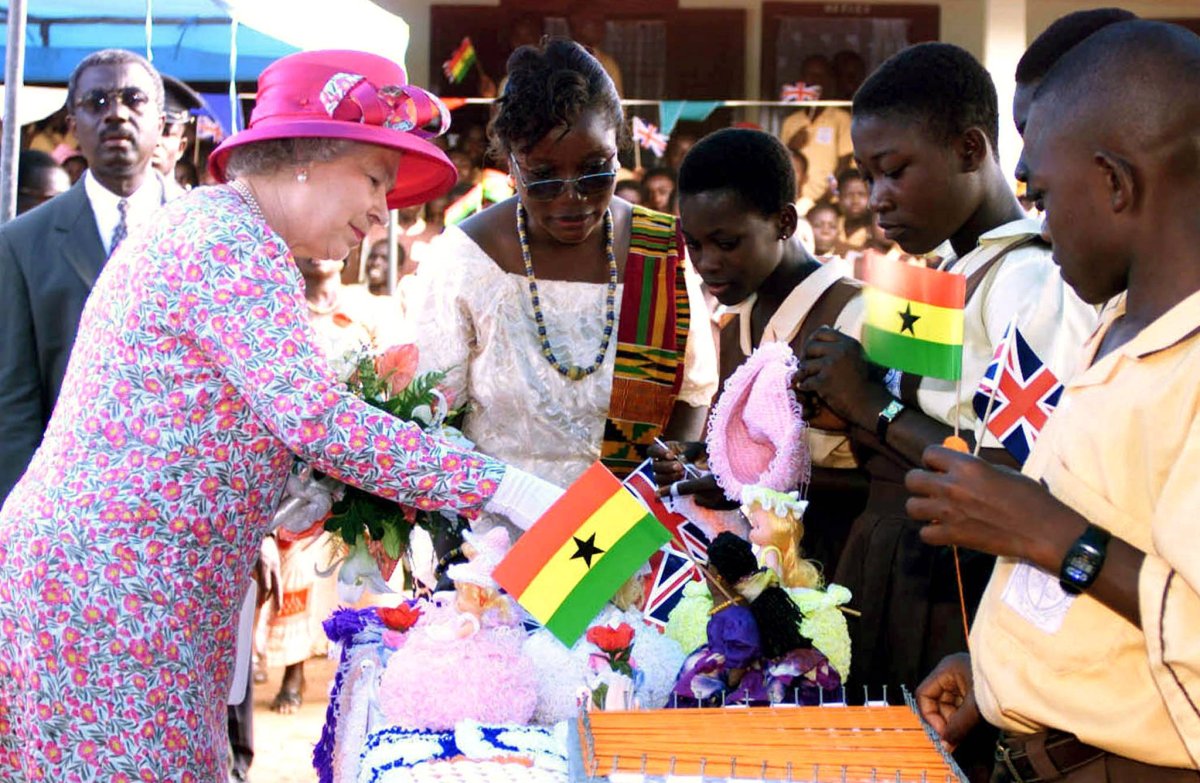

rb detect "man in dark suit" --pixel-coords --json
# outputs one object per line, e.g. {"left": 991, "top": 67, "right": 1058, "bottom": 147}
{"left": 0, "top": 49, "right": 165, "bottom": 501}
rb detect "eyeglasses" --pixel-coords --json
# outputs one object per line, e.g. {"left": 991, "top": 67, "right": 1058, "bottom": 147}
{"left": 509, "top": 155, "right": 617, "bottom": 201}
{"left": 74, "top": 88, "right": 153, "bottom": 116}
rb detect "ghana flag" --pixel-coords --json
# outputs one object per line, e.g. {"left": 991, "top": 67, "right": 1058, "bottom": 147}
{"left": 493, "top": 462, "right": 672, "bottom": 646}
{"left": 442, "top": 37, "right": 477, "bottom": 84}
{"left": 861, "top": 254, "right": 966, "bottom": 380}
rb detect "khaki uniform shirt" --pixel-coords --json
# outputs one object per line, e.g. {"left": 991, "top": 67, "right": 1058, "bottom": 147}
{"left": 972, "top": 290, "right": 1200, "bottom": 768}
{"left": 780, "top": 107, "right": 853, "bottom": 204}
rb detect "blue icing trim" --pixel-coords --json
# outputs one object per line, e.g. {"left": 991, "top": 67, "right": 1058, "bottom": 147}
{"left": 361, "top": 728, "right": 461, "bottom": 783}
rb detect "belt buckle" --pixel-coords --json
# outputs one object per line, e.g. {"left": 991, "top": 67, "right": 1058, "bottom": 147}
{"left": 996, "top": 741, "right": 1029, "bottom": 783}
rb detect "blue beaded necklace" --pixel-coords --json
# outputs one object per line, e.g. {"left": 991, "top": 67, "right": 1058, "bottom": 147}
{"left": 516, "top": 201, "right": 617, "bottom": 381}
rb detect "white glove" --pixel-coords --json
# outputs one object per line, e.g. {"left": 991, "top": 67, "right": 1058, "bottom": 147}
{"left": 484, "top": 466, "right": 564, "bottom": 530}
{"left": 272, "top": 469, "right": 342, "bottom": 534}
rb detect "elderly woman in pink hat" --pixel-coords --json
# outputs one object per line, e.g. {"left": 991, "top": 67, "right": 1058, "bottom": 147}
{"left": 0, "top": 50, "right": 559, "bottom": 782}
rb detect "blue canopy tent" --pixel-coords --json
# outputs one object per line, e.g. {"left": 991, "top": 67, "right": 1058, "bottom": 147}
{"left": 0, "top": 0, "right": 412, "bottom": 220}
{"left": 0, "top": 0, "right": 297, "bottom": 83}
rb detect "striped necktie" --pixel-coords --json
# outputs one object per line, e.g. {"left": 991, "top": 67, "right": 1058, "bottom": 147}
{"left": 110, "top": 198, "right": 129, "bottom": 256}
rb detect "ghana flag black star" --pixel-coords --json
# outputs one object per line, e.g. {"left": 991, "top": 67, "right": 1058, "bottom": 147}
{"left": 570, "top": 533, "right": 605, "bottom": 568}
{"left": 898, "top": 303, "right": 921, "bottom": 335}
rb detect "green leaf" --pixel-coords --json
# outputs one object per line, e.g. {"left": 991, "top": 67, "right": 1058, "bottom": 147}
{"left": 382, "top": 524, "right": 403, "bottom": 560}
{"left": 591, "top": 683, "right": 609, "bottom": 710}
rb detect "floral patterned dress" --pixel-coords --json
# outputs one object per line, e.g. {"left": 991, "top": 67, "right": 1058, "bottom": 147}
{"left": 0, "top": 186, "right": 506, "bottom": 783}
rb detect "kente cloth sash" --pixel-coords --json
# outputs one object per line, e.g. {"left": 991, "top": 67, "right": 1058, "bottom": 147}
{"left": 601, "top": 205, "right": 690, "bottom": 478}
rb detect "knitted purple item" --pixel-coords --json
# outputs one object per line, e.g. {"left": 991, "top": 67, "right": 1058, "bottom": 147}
{"left": 313, "top": 607, "right": 385, "bottom": 783}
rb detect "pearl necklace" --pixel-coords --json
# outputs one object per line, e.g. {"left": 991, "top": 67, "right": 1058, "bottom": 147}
{"left": 516, "top": 202, "right": 617, "bottom": 381}
{"left": 229, "top": 180, "right": 266, "bottom": 224}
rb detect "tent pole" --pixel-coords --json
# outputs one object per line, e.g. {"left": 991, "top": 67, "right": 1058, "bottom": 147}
{"left": 144, "top": 0, "right": 154, "bottom": 62}
{"left": 1, "top": 0, "right": 28, "bottom": 224}
{"left": 387, "top": 209, "right": 398, "bottom": 295}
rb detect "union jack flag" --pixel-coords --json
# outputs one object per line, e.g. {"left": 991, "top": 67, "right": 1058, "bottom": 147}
{"left": 623, "top": 460, "right": 710, "bottom": 628}
{"left": 780, "top": 81, "right": 822, "bottom": 103}
{"left": 972, "top": 322, "right": 1063, "bottom": 465}
{"left": 632, "top": 116, "right": 669, "bottom": 158}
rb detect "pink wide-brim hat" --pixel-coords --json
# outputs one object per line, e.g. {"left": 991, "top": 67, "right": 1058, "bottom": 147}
{"left": 208, "top": 49, "right": 456, "bottom": 209}
{"left": 706, "top": 341, "right": 811, "bottom": 501}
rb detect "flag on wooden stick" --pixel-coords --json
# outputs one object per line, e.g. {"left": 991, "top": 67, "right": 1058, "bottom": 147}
{"left": 632, "top": 116, "right": 669, "bottom": 158}
{"left": 972, "top": 322, "right": 1063, "bottom": 464}
{"left": 860, "top": 254, "right": 966, "bottom": 380}
{"left": 443, "top": 37, "right": 477, "bottom": 84}
{"left": 493, "top": 462, "right": 672, "bottom": 646}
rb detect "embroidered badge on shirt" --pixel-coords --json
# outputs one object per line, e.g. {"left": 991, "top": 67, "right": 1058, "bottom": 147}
{"left": 1001, "top": 561, "right": 1076, "bottom": 634}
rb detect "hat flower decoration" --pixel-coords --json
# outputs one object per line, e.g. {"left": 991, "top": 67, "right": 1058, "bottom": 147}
{"left": 209, "top": 49, "right": 457, "bottom": 208}
{"left": 705, "top": 341, "right": 811, "bottom": 501}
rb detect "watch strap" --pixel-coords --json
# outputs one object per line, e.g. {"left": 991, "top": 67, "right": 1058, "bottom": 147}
{"left": 875, "top": 399, "right": 905, "bottom": 444}
{"left": 1058, "top": 524, "right": 1111, "bottom": 595}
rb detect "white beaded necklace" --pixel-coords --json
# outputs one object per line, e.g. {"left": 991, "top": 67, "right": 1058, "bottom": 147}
{"left": 229, "top": 180, "right": 266, "bottom": 224}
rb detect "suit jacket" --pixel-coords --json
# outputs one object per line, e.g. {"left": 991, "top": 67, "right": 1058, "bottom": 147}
{"left": 0, "top": 179, "right": 106, "bottom": 501}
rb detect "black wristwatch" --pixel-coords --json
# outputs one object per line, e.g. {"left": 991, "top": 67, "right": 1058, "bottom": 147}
{"left": 1058, "top": 524, "right": 1111, "bottom": 595}
{"left": 875, "top": 398, "right": 905, "bottom": 443}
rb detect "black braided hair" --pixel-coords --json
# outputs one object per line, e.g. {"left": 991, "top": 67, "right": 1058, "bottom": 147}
{"left": 706, "top": 532, "right": 810, "bottom": 660}
{"left": 487, "top": 37, "right": 629, "bottom": 159}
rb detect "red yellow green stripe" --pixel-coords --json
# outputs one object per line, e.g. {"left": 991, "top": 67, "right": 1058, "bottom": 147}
{"left": 543, "top": 515, "right": 671, "bottom": 643}
{"left": 861, "top": 254, "right": 964, "bottom": 309}
{"left": 493, "top": 463, "right": 616, "bottom": 597}
{"left": 443, "top": 38, "right": 477, "bottom": 84}
{"left": 863, "top": 287, "right": 964, "bottom": 346}
{"left": 861, "top": 324, "right": 963, "bottom": 380}
{"left": 860, "top": 255, "right": 965, "bottom": 380}
{"left": 493, "top": 462, "right": 671, "bottom": 645}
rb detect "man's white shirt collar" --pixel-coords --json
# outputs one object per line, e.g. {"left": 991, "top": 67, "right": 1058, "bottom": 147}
{"left": 85, "top": 168, "right": 166, "bottom": 255}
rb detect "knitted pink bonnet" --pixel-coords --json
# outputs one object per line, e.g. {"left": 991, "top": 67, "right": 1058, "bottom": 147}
{"left": 706, "top": 341, "right": 811, "bottom": 501}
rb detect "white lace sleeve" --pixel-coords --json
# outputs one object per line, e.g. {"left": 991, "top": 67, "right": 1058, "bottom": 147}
{"left": 414, "top": 228, "right": 482, "bottom": 405}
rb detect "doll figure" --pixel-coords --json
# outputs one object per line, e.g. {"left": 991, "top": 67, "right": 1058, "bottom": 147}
{"left": 376, "top": 528, "right": 538, "bottom": 729}
{"left": 670, "top": 532, "right": 840, "bottom": 707}
{"left": 741, "top": 484, "right": 822, "bottom": 590}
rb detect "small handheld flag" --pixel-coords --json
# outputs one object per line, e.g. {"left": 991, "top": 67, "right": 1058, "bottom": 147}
{"left": 442, "top": 183, "right": 483, "bottom": 225}
{"left": 780, "top": 81, "right": 822, "bottom": 103}
{"left": 493, "top": 462, "right": 672, "bottom": 646}
{"left": 632, "top": 116, "right": 669, "bottom": 158}
{"left": 860, "top": 254, "right": 966, "bottom": 381}
{"left": 972, "top": 322, "right": 1063, "bottom": 464}
{"left": 623, "top": 460, "right": 710, "bottom": 627}
{"left": 442, "top": 37, "right": 478, "bottom": 84}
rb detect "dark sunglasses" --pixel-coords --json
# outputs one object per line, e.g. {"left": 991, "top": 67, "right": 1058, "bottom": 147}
{"left": 74, "top": 87, "right": 152, "bottom": 116}
{"left": 509, "top": 155, "right": 617, "bottom": 201}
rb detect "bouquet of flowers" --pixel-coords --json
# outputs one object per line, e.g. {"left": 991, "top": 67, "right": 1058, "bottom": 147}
{"left": 279, "top": 342, "right": 472, "bottom": 600}
{"left": 585, "top": 622, "right": 641, "bottom": 710}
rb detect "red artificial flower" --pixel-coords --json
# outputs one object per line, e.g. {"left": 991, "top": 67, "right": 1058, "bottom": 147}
{"left": 378, "top": 603, "right": 422, "bottom": 632}
{"left": 586, "top": 623, "right": 635, "bottom": 654}
{"left": 375, "top": 343, "right": 419, "bottom": 397}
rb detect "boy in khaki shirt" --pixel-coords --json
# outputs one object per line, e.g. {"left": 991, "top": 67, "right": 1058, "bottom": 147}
{"left": 907, "top": 21, "right": 1200, "bottom": 780}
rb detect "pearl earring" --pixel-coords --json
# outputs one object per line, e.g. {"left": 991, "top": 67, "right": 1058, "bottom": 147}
{"left": 296, "top": 170, "right": 309, "bottom": 184}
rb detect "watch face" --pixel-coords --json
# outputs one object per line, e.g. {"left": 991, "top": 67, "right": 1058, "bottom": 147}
{"left": 1063, "top": 544, "right": 1103, "bottom": 584}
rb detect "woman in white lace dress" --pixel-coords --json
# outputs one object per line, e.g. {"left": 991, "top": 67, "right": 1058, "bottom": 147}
{"left": 417, "top": 39, "right": 717, "bottom": 537}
